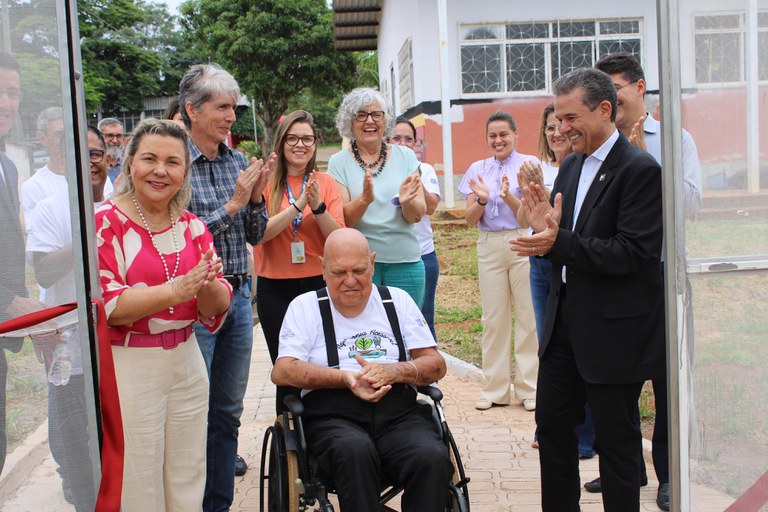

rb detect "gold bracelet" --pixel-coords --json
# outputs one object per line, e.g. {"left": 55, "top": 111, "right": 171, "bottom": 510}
{"left": 407, "top": 360, "right": 419, "bottom": 385}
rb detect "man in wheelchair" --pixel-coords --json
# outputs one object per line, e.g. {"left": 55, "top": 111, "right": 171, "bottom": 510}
{"left": 271, "top": 228, "right": 453, "bottom": 512}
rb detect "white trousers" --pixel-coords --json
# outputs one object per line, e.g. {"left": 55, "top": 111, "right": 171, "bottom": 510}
{"left": 113, "top": 334, "right": 209, "bottom": 512}
{"left": 476, "top": 230, "right": 539, "bottom": 402}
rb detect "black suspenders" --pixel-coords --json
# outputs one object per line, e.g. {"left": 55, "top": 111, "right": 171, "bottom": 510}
{"left": 315, "top": 285, "right": 407, "bottom": 368}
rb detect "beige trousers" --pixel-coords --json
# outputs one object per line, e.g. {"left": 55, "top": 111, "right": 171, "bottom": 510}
{"left": 113, "top": 334, "right": 209, "bottom": 512}
{"left": 476, "top": 230, "right": 539, "bottom": 403}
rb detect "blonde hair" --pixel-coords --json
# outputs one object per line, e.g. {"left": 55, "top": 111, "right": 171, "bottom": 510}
{"left": 113, "top": 118, "right": 192, "bottom": 215}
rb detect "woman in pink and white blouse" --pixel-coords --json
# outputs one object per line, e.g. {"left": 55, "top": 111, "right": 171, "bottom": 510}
{"left": 96, "top": 118, "right": 231, "bottom": 511}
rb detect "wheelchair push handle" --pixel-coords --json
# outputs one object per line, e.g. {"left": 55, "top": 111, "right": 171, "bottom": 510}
{"left": 283, "top": 395, "right": 305, "bottom": 417}
{"left": 417, "top": 385, "right": 443, "bottom": 402}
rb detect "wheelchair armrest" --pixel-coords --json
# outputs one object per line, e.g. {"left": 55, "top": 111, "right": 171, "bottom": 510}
{"left": 416, "top": 385, "right": 443, "bottom": 403}
{"left": 284, "top": 394, "right": 305, "bottom": 417}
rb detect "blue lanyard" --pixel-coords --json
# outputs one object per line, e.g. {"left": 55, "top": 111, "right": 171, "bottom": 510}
{"left": 285, "top": 176, "right": 307, "bottom": 238}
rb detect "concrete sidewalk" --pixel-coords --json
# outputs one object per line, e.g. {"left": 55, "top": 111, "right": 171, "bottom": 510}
{"left": 2, "top": 324, "right": 734, "bottom": 511}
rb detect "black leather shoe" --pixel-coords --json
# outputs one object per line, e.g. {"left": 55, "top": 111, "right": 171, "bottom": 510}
{"left": 235, "top": 454, "right": 248, "bottom": 476}
{"left": 583, "top": 475, "right": 648, "bottom": 493}
{"left": 657, "top": 483, "right": 670, "bottom": 511}
{"left": 584, "top": 477, "right": 603, "bottom": 493}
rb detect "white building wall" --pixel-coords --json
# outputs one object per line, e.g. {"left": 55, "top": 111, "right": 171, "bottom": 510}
{"left": 379, "top": 0, "right": 661, "bottom": 108}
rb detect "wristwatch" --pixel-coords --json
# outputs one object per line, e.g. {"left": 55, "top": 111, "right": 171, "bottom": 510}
{"left": 311, "top": 202, "right": 327, "bottom": 215}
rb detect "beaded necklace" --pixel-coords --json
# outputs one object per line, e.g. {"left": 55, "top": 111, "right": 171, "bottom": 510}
{"left": 132, "top": 194, "right": 180, "bottom": 314}
{"left": 351, "top": 140, "right": 388, "bottom": 177}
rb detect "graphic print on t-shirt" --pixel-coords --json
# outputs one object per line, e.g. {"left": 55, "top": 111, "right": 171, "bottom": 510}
{"left": 343, "top": 329, "right": 397, "bottom": 360}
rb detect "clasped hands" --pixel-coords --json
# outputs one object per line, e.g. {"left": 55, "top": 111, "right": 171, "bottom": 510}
{"left": 509, "top": 183, "right": 563, "bottom": 257}
{"left": 342, "top": 354, "right": 409, "bottom": 403}
{"left": 292, "top": 172, "right": 322, "bottom": 211}
{"left": 171, "top": 248, "right": 223, "bottom": 303}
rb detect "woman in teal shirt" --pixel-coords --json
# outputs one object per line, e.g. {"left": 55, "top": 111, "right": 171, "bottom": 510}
{"left": 328, "top": 87, "right": 427, "bottom": 307}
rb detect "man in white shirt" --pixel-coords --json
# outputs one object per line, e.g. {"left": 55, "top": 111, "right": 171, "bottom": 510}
{"left": 272, "top": 228, "right": 452, "bottom": 512}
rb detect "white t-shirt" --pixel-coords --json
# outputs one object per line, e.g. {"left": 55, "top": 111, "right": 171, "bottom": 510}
{"left": 21, "top": 165, "right": 66, "bottom": 219}
{"left": 278, "top": 286, "right": 436, "bottom": 395}
{"left": 415, "top": 163, "right": 441, "bottom": 255}
{"left": 25, "top": 190, "right": 81, "bottom": 374}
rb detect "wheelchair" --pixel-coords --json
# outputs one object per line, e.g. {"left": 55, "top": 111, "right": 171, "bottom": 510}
{"left": 259, "top": 385, "right": 470, "bottom": 512}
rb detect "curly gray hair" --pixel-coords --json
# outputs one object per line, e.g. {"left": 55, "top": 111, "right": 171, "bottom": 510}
{"left": 335, "top": 87, "right": 394, "bottom": 141}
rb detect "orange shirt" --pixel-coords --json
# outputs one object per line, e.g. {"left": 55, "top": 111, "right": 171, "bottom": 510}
{"left": 254, "top": 171, "right": 344, "bottom": 279}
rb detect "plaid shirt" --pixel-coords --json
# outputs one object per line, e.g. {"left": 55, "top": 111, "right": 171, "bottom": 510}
{"left": 188, "top": 141, "right": 268, "bottom": 276}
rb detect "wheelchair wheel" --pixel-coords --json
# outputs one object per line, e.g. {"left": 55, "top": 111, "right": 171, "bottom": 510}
{"left": 447, "top": 483, "right": 470, "bottom": 512}
{"left": 260, "top": 417, "right": 302, "bottom": 512}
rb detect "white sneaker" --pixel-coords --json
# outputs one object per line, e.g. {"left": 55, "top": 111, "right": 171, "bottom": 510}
{"left": 523, "top": 398, "right": 536, "bottom": 411}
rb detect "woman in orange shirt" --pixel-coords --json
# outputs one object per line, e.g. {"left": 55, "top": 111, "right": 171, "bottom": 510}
{"left": 254, "top": 110, "right": 344, "bottom": 414}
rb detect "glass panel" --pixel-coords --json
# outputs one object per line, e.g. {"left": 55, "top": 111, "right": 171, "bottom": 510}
{"left": 759, "top": 11, "right": 768, "bottom": 28}
{"left": 0, "top": 2, "right": 100, "bottom": 510}
{"left": 694, "top": 13, "right": 742, "bottom": 30}
{"left": 461, "top": 25, "right": 503, "bottom": 41}
{"left": 599, "top": 20, "right": 640, "bottom": 35}
{"left": 680, "top": 2, "right": 768, "bottom": 509}
{"left": 554, "top": 20, "right": 596, "bottom": 38}
{"left": 506, "top": 43, "right": 546, "bottom": 91}
{"left": 688, "top": 273, "right": 768, "bottom": 505}
{"left": 461, "top": 44, "right": 502, "bottom": 93}
{"left": 552, "top": 40, "right": 593, "bottom": 78}
{"left": 506, "top": 22, "right": 549, "bottom": 40}
{"left": 695, "top": 33, "right": 742, "bottom": 83}
{"left": 760, "top": 32, "right": 768, "bottom": 81}
{"left": 599, "top": 39, "right": 642, "bottom": 60}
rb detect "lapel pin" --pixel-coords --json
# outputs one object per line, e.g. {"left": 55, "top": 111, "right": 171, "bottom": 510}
{"left": 598, "top": 174, "right": 606, "bottom": 181}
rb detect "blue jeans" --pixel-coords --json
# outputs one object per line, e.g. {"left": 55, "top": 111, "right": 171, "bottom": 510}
{"left": 421, "top": 251, "right": 439, "bottom": 342}
{"left": 373, "top": 260, "right": 426, "bottom": 309}
{"left": 529, "top": 256, "right": 552, "bottom": 340}
{"left": 195, "top": 282, "right": 253, "bottom": 512}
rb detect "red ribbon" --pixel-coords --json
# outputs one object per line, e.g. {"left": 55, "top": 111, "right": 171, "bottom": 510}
{"left": 0, "top": 300, "right": 123, "bottom": 511}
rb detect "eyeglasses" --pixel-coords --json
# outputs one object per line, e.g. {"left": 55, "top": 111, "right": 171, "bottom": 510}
{"left": 89, "top": 149, "right": 105, "bottom": 163}
{"left": 285, "top": 134, "right": 317, "bottom": 147}
{"left": 0, "top": 88, "right": 22, "bottom": 101}
{"left": 103, "top": 133, "right": 124, "bottom": 140}
{"left": 354, "top": 111, "right": 385, "bottom": 122}
{"left": 614, "top": 80, "right": 637, "bottom": 92}
{"left": 390, "top": 135, "right": 415, "bottom": 144}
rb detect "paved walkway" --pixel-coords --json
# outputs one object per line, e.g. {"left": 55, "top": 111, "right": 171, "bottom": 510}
{"left": 1, "top": 325, "right": 734, "bottom": 511}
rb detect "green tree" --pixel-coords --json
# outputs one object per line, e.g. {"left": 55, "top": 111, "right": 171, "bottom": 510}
{"left": 77, "top": 0, "right": 196, "bottom": 114}
{"left": 180, "top": 0, "right": 357, "bottom": 154}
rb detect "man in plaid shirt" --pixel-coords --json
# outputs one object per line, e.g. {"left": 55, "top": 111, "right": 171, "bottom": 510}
{"left": 179, "top": 63, "right": 273, "bottom": 512}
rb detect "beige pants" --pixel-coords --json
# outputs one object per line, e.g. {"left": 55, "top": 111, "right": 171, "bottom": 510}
{"left": 113, "top": 334, "right": 209, "bottom": 512}
{"left": 476, "top": 230, "right": 539, "bottom": 403}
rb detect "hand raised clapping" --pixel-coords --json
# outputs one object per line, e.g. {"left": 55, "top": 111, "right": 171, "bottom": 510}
{"left": 171, "top": 248, "right": 222, "bottom": 303}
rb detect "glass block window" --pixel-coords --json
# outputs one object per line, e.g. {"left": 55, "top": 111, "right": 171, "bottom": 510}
{"left": 460, "top": 18, "right": 642, "bottom": 96}
{"left": 694, "top": 11, "right": 768, "bottom": 84}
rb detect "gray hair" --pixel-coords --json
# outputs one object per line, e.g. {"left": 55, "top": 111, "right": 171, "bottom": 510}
{"left": 36, "top": 107, "right": 63, "bottom": 133}
{"left": 335, "top": 87, "right": 394, "bottom": 140}
{"left": 178, "top": 63, "right": 241, "bottom": 130}
{"left": 553, "top": 68, "right": 617, "bottom": 123}
{"left": 97, "top": 117, "right": 124, "bottom": 131}
{"left": 114, "top": 118, "right": 192, "bottom": 213}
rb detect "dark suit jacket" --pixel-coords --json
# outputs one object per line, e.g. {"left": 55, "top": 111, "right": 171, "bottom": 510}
{"left": 0, "top": 151, "right": 27, "bottom": 352}
{"left": 540, "top": 132, "right": 665, "bottom": 384}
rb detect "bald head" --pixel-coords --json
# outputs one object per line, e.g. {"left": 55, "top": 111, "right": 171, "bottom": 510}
{"left": 324, "top": 228, "right": 370, "bottom": 260}
{"left": 322, "top": 228, "right": 376, "bottom": 317}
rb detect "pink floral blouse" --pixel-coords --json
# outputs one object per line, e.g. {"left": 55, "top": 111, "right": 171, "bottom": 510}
{"left": 96, "top": 201, "right": 232, "bottom": 344}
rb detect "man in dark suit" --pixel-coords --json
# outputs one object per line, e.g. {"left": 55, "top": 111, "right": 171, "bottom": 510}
{"left": 0, "top": 51, "right": 28, "bottom": 476}
{"left": 511, "top": 67, "right": 665, "bottom": 512}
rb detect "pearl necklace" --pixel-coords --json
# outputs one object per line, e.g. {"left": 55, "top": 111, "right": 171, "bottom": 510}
{"left": 132, "top": 194, "right": 180, "bottom": 314}
{"left": 351, "top": 140, "right": 387, "bottom": 177}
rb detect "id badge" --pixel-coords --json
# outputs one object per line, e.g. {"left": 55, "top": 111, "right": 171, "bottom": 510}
{"left": 291, "top": 241, "right": 306, "bottom": 264}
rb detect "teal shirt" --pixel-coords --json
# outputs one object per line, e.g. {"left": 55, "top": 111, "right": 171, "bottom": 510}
{"left": 328, "top": 144, "right": 421, "bottom": 263}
